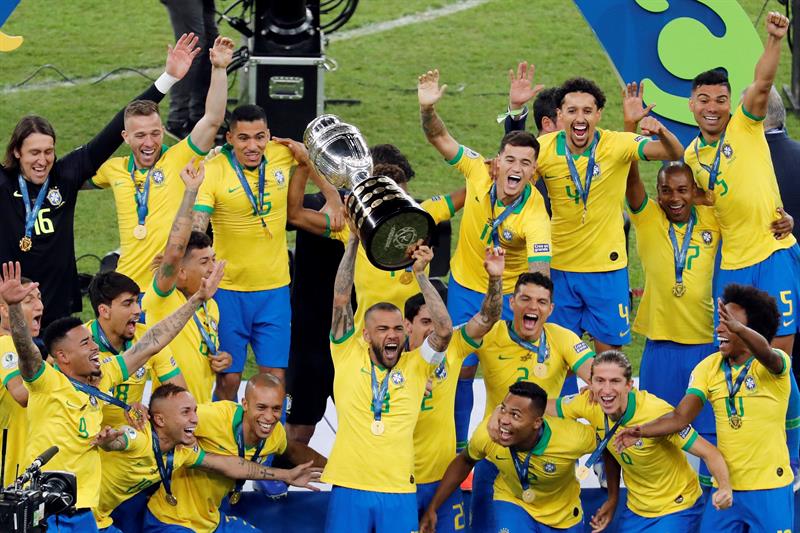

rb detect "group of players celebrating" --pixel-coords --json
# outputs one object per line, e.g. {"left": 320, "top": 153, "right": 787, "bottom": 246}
{"left": 0, "top": 9, "right": 799, "bottom": 533}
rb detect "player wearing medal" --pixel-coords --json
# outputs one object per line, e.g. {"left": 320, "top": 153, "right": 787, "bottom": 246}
{"left": 87, "top": 271, "right": 186, "bottom": 428}
{"left": 0, "top": 34, "right": 197, "bottom": 329}
{"left": 615, "top": 284, "right": 794, "bottom": 532}
{"left": 89, "top": 36, "right": 234, "bottom": 292}
{"left": 143, "top": 160, "right": 232, "bottom": 404}
{"left": 411, "top": 247, "right": 506, "bottom": 532}
{"left": 535, "top": 77, "right": 682, "bottom": 356}
{"left": 95, "top": 382, "right": 323, "bottom": 533}
{"left": 0, "top": 258, "right": 223, "bottom": 532}
{"left": 421, "top": 381, "right": 597, "bottom": 533}
{"left": 324, "top": 228, "right": 452, "bottom": 532}
{"left": 554, "top": 351, "right": 732, "bottom": 532}
{"left": 143, "top": 374, "right": 326, "bottom": 533}
{"left": 0, "top": 274, "right": 42, "bottom": 487}
{"left": 418, "top": 69, "right": 552, "bottom": 465}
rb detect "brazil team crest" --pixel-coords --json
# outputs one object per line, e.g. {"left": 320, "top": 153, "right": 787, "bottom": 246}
{"left": 591, "top": 163, "right": 601, "bottom": 177}
{"left": 721, "top": 143, "right": 733, "bottom": 158}
{"left": 135, "top": 366, "right": 147, "bottom": 379}
{"left": 89, "top": 395, "right": 98, "bottom": 408}
{"left": 47, "top": 187, "right": 63, "bottom": 207}
{"left": 434, "top": 361, "right": 447, "bottom": 381}
{"left": 152, "top": 168, "right": 166, "bottom": 185}
{"left": 274, "top": 170, "right": 286, "bottom": 187}
{"left": 543, "top": 462, "right": 556, "bottom": 473}
{"left": 502, "top": 229, "right": 513, "bottom": 241}
{"left": 701, "top": 230, "right": 712, "bottom": 245}
{"left": 390, "top": 369, "right": 405, "bottom": 386}
{"left": 745, "top": 375, "right": 756, "bottom": 391}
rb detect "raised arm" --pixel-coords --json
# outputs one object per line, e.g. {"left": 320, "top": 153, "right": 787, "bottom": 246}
{"left": 197, "top": 455, "right": 322, "bottom": 490}
{"left": 418, "top": 69, "right": 460, "bottom": 161}
{"left": 122, "top": 261, "right": 225, "bottom": 373}
{"left": 621, "top": 82, "right": 652, "bottom": 211}
{"left": 464, "top": 247, "right": 504, "bottom": 341}
{"left": 500, "top": 61, "right": 543, "bottom": 133}
{"left": 187, "top": 36, "right": 233, "bottom": 152}
{"left": 743, "top": 11, "right": 789, "bottom": 119}
{"left": 640, "top": 116, "right": 684, "bottom": 161}
{"left": 0, "top": 263, "right": 43, "bottom": 380}
{"left": 412, "top": 245, "right": 453, "bottom": 352}
{"left": 420, "top": 451, "right": 477, "bottom": 533}
{"left": 157, "top": 160, "right": 205, "bottom": 295}
{"left": 614, "top": 393, "right": 704, "bottom": 451}
{"left": 331, "top": 229, "right": 358, "bottom": 340}
{"left": 718, "top": 297, "right": 785, "bottom": 374}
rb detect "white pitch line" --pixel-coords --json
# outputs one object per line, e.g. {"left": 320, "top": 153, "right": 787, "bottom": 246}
{"left": 1, "top": 0, "right": 490, "bottom": 95}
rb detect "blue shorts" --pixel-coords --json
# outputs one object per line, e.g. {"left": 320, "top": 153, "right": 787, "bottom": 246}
{"left": 216, "top": 286, "right": 292, "bottom": 372}
{"left": 46, "top": 510, "right": 99, "bottom": 532}
{"left": 715, "top": 244, "right": 800, "bottom": 336}
{"left": 699, "top": 484, "right": 794, "bottom": 532}
{"left": 549, "top": 268, "right": 631, "bottom": 346}
{"left": 416, "top": 481, "right": 467, "bottom": 532}
{"left": 617, "top": 495, "right": 703, "bottom": 533}
{"left": 448, "top": 274, "right": 513, "bottom": 367}
{"left": 471, "top": 459, "right": 499, "bottom": 533}
{"left": 493, "top": 500, "right": 583, "bottom": 532}
{"left": 325, "top": 486, "right": 418, "bottom": 533}
{"left": 108, "top": 485, "right": 154, "bottom": 533}
{"left": 142, "top": 507, "right": 261, "bottom": 533}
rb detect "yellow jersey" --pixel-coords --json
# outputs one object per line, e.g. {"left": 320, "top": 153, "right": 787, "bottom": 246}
{"left": 414, "top": 326, "right": 479, "bottom": 483}
{"left": 684, "top": 105, "right": 797, "bottom": 269}
{"left": 477, "top": 321, "right": 595, "bottom": 418}
{"left": 23, "top": 358, "right": 128, "bottom": 509}
{"left": 323, "top": 330, "right": 431, "bottom": 492}
{"left": 556, "top": 389, "right": 702, "bottom": 517}
{"left": 148, "top": 401, "right": 287, "bottom": 533}
{"left": 0, "top": 335, "right": 26, "bottom": 486}
{"left": 88, "top": 319, "right": 182, "bottom": 428}
{"left": 467, "top": 417, "right": 595, "bottom": 528}
{"left": 195, "top": 142, "right": 296, "bottom": 291}
{"left": 447, "top": 145, "right": 551, "bottom": 294}
{"left": 91, "top": 138, "right": 205, "bottom": 289}
{"left": 94, "top": 424, "right": 204, "bottom": 529}
{"left": 687, "top": 350, "right": 793, "bottom": 490}
{"left": 331, "top": 194, "right": 456, "bottom": 331}
{"left": 141, "top": 277, "right": 218, "bottom": 405}
{"left": 629, "top": 197, "right": 720, "bottom": 344}
{"left": 537, "top": 129, "right": 648, "bottom": 272}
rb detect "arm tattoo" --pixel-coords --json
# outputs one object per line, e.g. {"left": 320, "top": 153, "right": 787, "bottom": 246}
{"left": 159, "top": 189, "right": 197, "bottom": 283}
{"left": 191, "top": 209, "right": 210, "bottom": 233}
{"left": 8, "top": 304, "right": 43, "bottom": 380}
{"left": 420, "top": 106, "right": 448, "bottom": 141}
{"left": 331, "top": 238, "right": 357, "bottom": 337}
{"left": 469, "top": 274, "right": 502, "bottom": 335}
{"left": 123, "top": 296, "right": 201, "bottom": 371}
{"left": 528, "top": 261, "right": 549, "bottom": 276}
{"left": 415, "top": 272, "right": 453, "bottom": 352}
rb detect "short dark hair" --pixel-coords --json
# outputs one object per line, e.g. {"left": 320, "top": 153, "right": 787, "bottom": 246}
{"left": 229, "top": 104, "right": 268, "bottom": 131}
{"left": 656, "top": 161, "right": 695, "bottom": 187}
{"left": 508, "top": 381, "right": 547, "bottom": 416}
{"left": 555, "top": 78, "right": 606, "bottom": 110}
{"left": 721, "top": 284, "right": 780, "bottom": 342}
{"left": 124, "top": 100, "right": 160, "bottom": 122}
{"left": 692, "top": 69, "right": 731, "bottom": 93}
{"left": 4, "top": 115, "right": 56, "bottom": 171}
{"left": 364, "top": 302, "right": 402, "bottom": 323}
{"left": 150, "top": 383, "right": 188, "bottom": 405}
{"left": 514, "top": 272, "right": 553, "bottom": 298}
{"left": 370, "top": 144, "right": 415, "bottom": 181}
{"left": 373, "top": 163, "right": 408, "bottom": 185}
{"left": 533, "top": 87, "right": 559, "bottom": 133}
{"left": 591, "top": 350, "right": 632, "bottom": 381}
{"left": 88, "top": 272, "right": 141, "bottom": 316}
{"left": 498, "top": 130, "right": 540, "bottom": 158}
{"left": 404, "top": 293, "right": 426, "bottom": 322}
{"left": 43, "top": 316, "right": 85, "bottom": 354}
{"left": 185, "top": 231, "right": 213, "bottom": 258}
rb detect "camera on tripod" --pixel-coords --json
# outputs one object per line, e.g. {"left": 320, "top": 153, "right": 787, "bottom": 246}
{"left": 0, "top": 445, "right": 77, "bottom": 533}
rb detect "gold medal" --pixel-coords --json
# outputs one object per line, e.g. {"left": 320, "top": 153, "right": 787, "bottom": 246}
{"left": 575, "top": 465, "right": 590, "bottom": 481}
{"left": 521, "top": 488, "right": 535, "bottom": 504}
{"left": 229, "top": 491, "right": 241, "bottom": 505}
{"left": 533, "top": 363, "right": 547, "bottom": 378}
{"left": 261, "top": 219, "right": 272, "bottom": 239}
{"left": 705, "top": 189, "right": 715, "bottom": 205}
{"left": 729, "top": 414, "right": 742, "bottom": 429}
{"left": 19, "top": 236, "right": 32, "bottom": 252}
{"left": 133, "top": 224, "right": 147, "bottom": 240}
{"left": 672, "top": 282, "right": 686, "bottom": 298}
{"left": 371, "top": 420, "right": 385, "bottom": 436}
{"left": 399, "top": 271, "right": 413, "bottom": 285}
{"left": 165, "top": 493, "right": 178, "bottom": 506}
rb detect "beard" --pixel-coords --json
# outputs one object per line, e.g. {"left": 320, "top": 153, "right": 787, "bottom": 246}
{"left": 369, "top": 340, "right": 404, "bottom": 369}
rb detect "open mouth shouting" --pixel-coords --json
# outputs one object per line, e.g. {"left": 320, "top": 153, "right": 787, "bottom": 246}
{"left": 521, "top": 313, "right": 539, "bottom": 332}
{"left": 30, "top": 312, "right": 42, "bottom": 336}
{"left": 139, "top": 146, "right": 158, "bottom": 167}
{"left": 572, "top": 123, "right": 589, "bottom": 145}
{"left": 498, "top": 424, "right": 514, "bottom": 445}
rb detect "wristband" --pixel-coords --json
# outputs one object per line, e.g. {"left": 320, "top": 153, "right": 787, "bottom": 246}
{"left": 496, "top": 105, "right": 528, "bottom": 124}
{"left": 155, "top": 72, "right": 180, "bottom": 94}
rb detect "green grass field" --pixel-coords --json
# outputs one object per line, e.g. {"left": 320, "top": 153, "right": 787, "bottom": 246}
{"left": 1, "top": 0, "right": 797, "bottom": 375}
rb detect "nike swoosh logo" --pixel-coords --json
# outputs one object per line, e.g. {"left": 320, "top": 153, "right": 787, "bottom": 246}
{"left": 783, "top": 319, "right": 795, "bottom": 328}
{"left": 498, "top": 355, "right": 514, "bottom": 360}
{"left": 495, "top": 455, "right": 508, "bottom": 460}
{"left": 13, "top": 191, "right": 22, "bottom": 197}
{"left": 65, "top": 400, "right": 83, "bottom": 409}
{"left": 360, "top": 368, "right": 371, "bottom": 375}
{"left": 619, "top": 329, "right": 630, "bottom": 337}
{"left": 228, "top": 186, "right": 241, "bottom": 193}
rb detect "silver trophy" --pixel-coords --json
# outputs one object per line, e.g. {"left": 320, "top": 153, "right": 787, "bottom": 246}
{"left": 304, "top": 115, "right": 434, "bottom": 270}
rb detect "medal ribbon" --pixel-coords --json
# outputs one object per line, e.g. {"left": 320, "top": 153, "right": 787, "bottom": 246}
{"left": 231, "top": 418, "right": 266, "bottom": 497}
{"left": 129, "top": 166, "right": 155, "bottom": 227}
{"left": 580, "top": 414, "right": 626, "bottom": 470}
{"left": 65, "top": 374, "right": 131, "bottom": 411}
{"left": 693, "top": 132, "right": 726, "bottom": 193}
{"left": 192, "top": 302, "right": 217, "bottom": 356}
{"left": 506, "top": 321, "right": 548, "bottom": 364}
{"left": 722, "top": 357, "right": 754, "bottom": 418}
{"left": 150, "top": 422, "right": 176, "bottom": 502}
{"left": 370, "top": 362, "right": 391, "bottom": 422}
{"left": 509, "top": 445, "right": 535, "bottom": 493}
{"left": 223, "top": 145, "right": 269, "bottom": 229}
{"left": 563, "top": 131, "right": 600, "bottom": 214}
{"left": 488, "top": 183, "right": 525, "bottom": 247}
{"left": 17, "top": 175, "right": 50, "bottom": 242}
{"left": 667, "top": 212, "right": 696, "bottom": 286}
{"left": 93, "top": 322, "right": 131, "bottom": 356}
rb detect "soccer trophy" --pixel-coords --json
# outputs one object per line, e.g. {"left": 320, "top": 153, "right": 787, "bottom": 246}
{"left": 304, "top": 114, "right": 435, "bottom": 270}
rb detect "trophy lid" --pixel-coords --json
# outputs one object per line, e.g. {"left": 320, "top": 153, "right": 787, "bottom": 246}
{"left": 303, "top": 114, "right": 373, "bottom": 189}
